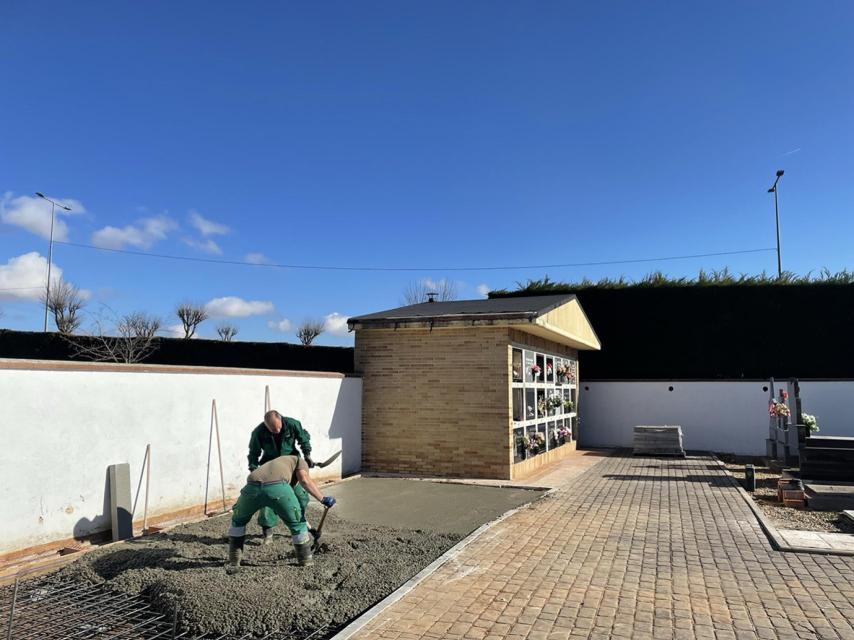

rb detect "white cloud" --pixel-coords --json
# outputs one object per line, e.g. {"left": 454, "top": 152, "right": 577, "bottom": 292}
{"left": 189, "top": 210, "right": 229, "bottom": 237}
{"left": 267, "top": 318, "right": 293, "bottom": 332}
{"left": 245, "top": 252, "right": 269, "bottom": 265}
{"left": 0, "top": 192, "right": 84, "bottom": 241}
{"left": 422, "top": 278, "right": 439, "bottom": 290}
{"left": 323, "top": 312, "right": 350, "bottom": 336}
{"left": 477, "top": 284, "right": 491, "bottom": 298}
{"left": 205, "top": 296, "right": 274, "bottom": 318}
{"left": 91, "top": 215, "right": 177, "bottom": 250}
{"left": 164, "top": 323, "right": 187, "bottom": 338}
{"left": 0, "top": 252, "right": 63, "bottom": 301}
{"left": 183, "top": 237, "right": 222, "bottom": 255}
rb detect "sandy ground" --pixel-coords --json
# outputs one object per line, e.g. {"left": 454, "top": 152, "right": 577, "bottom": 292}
{"left": 58, "top": 479, "right": 544, "bottom": 638}
{"left": 724, "top": 461, "right": 854, "bottom": 534}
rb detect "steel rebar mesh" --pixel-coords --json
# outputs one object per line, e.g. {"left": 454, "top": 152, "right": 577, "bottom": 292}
{"left": 0, "top": 577, "right": 328, "bottom": 640}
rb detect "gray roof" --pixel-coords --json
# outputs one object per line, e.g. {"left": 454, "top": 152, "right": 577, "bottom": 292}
{"left": 348, "top": 294, "right": 577, "bottom": 325}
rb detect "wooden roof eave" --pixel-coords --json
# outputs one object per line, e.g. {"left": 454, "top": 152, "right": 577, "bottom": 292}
{"left": 348, "top": 313, "right": 537, "bottom": 332}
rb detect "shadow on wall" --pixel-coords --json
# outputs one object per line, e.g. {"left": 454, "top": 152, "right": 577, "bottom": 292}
{"left": 73, "top": 467, "right": 111, "bottom": 540}
{"left": 328, "top": 379, "right": 361, "bottom": 476}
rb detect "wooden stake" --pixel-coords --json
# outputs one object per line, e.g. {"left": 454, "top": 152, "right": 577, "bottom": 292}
{"left": 142, "top": 444, "right": 151, "bottom": 533}
{"left": 265, "top": 385, "right": 271, "bottom": 413}
{"left": 213, "top": 400, "right": 227, "bottom": 513}
{"left": 204, "top": 400, "right": 215, "bottom": 516}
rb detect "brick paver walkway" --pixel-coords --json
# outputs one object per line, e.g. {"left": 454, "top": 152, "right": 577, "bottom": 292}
{"left": 352, "top": 454, "right": 854, "bottom": 640}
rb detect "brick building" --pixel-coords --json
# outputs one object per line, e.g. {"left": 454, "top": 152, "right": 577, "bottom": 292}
{"left": 348, "top": 294, "right": 601, "bottom": 479}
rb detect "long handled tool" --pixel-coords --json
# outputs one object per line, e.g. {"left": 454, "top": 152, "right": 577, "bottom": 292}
{"left": 311, "top": 506, "right": 330, "bottom": 552}
{"left": 313, "top": 450, "right": 342, "bottom": 469}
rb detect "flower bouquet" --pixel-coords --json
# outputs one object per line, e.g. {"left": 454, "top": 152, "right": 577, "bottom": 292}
{"left": 530, "top": 364, "right": 541, "bottom": 380}
{"left": 546, "top": 363, "right": 553, "bottom": 379}
{"left": 802, "top": 413, "right": 819, "bottom": 432}
{"left": 529, "top": 432, "right": 545, "bottom": 454}
{"left": 557, "top": 425, "right": 571, "bottom": 444}
{"left": 769, "top": 400, "right": 790, "bottom": 418}
{"left": 526, "top": 405, "right": 535, "bottom": 420}
{"left": 556, "top": 363, "right": 570, "bottom": 384}
{"left": 563, "top": 399, "right": 574, "bottom": 412}
{"left": 537, "top": 397, "right": 547, "bottom": 416}
{"left": 547, "top": 394, "right": 563, "bottom": 414}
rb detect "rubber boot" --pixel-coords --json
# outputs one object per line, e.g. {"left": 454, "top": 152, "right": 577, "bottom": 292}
{"left": 226, "top": 536, "right": 245, "bottom": 574}
{"left": 262, "top": 526, "right": 274, "bottom": 545}
{"left": 294, "top": 541, "right": 314, "bottom": 567}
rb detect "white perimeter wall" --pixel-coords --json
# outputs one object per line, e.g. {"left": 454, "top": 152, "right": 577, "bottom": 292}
{"left": 0, "top": 361, "right": 361, "bottom": 554}
{"left": 579, "top": 380, "right": 854, "bottom": 455}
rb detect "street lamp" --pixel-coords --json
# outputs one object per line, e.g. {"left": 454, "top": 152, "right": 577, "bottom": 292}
{"left": 35, "top": 192, "right": 72, "bottom": 332}
{"left": 767, "top": 170, "right": 784, "bottom": 278}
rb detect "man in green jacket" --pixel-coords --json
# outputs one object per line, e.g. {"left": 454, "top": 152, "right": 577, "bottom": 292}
{"left": 247, "top": 410, "right": 315, "bottom": 543}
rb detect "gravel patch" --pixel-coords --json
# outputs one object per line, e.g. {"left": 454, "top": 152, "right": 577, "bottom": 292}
{"left": 59, "top": 509, "right": 461, "bottom": 638}
{"left": 724, "top": 461, "right": 854, "bottom": 534}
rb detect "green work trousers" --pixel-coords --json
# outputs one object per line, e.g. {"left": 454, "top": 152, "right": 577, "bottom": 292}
{"left": 229, "top": 482, "right": 309, "bottom": 538}
{"left": 256, "top": 483, "right": 309, "bottom": 530}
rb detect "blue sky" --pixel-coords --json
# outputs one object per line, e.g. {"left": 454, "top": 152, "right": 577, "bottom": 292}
{"left": 1, "top": 2, "right": 852, "bottom": 345}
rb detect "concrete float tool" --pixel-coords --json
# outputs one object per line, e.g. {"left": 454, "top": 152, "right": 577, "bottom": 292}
{"left": 313, "top": 450, "right": 342, "bottom": 468}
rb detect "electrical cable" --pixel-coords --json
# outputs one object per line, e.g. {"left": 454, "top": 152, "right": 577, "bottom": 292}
{"left": 50, "top": 241, "right": 778, "bottom": 273}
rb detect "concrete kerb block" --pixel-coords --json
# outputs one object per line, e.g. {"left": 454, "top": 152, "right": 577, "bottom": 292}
{"left": 108, "top": 463, "right": 133, "bottom": 542}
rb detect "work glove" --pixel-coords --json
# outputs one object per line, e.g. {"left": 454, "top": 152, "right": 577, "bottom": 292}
{"left": 304, "top": 456, "right": 315, "bottom": 468}
{"left": 320, "top": 496, "right": 336, "bottom": 508}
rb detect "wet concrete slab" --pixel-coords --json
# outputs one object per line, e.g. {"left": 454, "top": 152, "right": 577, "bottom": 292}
{"left": 52, "top": 479, "right": 544, "bottom": 638}
{"left": 322, "top": 477, "right": 546, "bottom": 535}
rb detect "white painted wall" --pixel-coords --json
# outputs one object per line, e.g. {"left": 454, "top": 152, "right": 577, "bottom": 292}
{"left": 579, "top": 380, "right": 854, "bottom": 455}
{"left": 0, "top": 362, "right": 361, "bottom": 554}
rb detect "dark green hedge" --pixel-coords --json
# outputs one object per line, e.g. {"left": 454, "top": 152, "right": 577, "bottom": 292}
{"left": 494, "top": 284, "right": 854, "bottom": 379}
{"left": 0, "top": 330, "right": 355, "bottom": 374}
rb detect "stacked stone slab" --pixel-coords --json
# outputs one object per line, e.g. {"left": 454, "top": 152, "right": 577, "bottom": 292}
{"left": 800, "top": 436, "right": 854, "bottom": 482}
{"left": 633, "top": 426, "right": 685, "bottom": 457}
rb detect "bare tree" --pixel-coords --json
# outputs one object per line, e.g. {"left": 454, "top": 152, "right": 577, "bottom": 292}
{"left": 176, "top": 302, "right": 208, "bottom": 339}
{"left": 43, "top": 279, "right": 86, "bottom": 334}
{"left": 69, "top": 311, "right": 161, "bottom": 364}
{"left": 123, "top": 312, "right": 161, "bottom": 339}
{"left": 402, "top": 279, "right": 458, "bottom": 305}
{"left": 216, "top": 323, "right": 239, "bottom": 342}
{"left": 296, "top": 319, "right": 324, "bottom": 345}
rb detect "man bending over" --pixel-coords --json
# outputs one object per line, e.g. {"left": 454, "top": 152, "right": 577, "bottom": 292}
{"left": 227, "top": 454, "right": 335, "bottom": 572}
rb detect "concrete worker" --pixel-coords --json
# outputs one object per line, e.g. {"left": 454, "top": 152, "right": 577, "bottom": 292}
{"left": 247, "top": 409, "right": 314, "bottom": 543}
{"left": 227, "top": 454, "right": 336, "bottom": 572}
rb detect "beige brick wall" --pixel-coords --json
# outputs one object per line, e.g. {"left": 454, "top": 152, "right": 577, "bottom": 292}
{"left": 355, "top": 326, "right": 511, "bottom": 479}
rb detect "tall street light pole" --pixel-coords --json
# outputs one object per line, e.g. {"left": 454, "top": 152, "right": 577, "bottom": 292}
{"left": 767, "top": 170, "right": 784, "bottom": 278}
{"left": 35, "top": 192, "right": 72, "bottom": 332}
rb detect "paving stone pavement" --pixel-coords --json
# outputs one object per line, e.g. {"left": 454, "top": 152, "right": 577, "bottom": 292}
{"left": 351, "top": 454, "right": 854, "bottom": 640}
